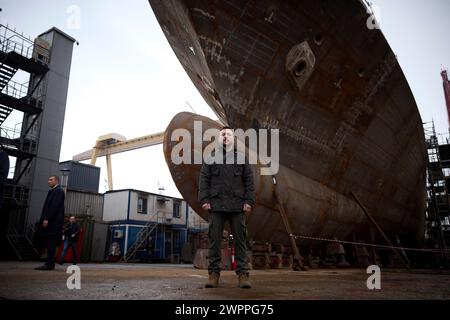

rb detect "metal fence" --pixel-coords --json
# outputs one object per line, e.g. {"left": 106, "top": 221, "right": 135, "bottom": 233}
{"left": 0, "top": 24, "right": 50, "bottom": 64}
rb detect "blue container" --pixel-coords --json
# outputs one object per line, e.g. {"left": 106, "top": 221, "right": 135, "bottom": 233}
{"left": 59, "top": 161, "right": 100, "bottom": 193}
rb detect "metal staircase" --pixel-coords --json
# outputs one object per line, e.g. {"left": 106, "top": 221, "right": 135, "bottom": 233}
{"left": 0, "top": 63, "right": 17, "bottom": 90}
{"left": 0, "top": 25, "right": 21, "bottom": 126}
{"left": 0, "top": 50, "right": 19, "bottom": 126}
{"left": 0, "top": 24, "right": 51, "bottom": 261}
{"left": 0, "top": 105, "right": 13, "bottom": 125}
{"left": 6, "top": 223, "right": 39, "bottom": 261}
{"left": 4, "top": 183, "right": 38, "bottom": 261}
{"left": 0, "top": 24, "right": 49, "bottom": 126}
{"left": 3, "top": 182, "right": 30, "bottom": 208}
{"left": 0, "top": 126, "right": 38, "bottom": 158}
{"left": 123, "top": 211, "right": 165, "bottom": 262}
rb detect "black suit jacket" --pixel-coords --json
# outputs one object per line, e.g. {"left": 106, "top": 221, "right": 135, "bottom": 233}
{"left": 38, "top": 185, "right": 65, "bottom": 236}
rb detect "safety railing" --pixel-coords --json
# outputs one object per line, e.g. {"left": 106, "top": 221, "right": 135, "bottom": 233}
{"left": 0, "top": 24, "right": 50, "bottom": 64}
{"left": 0, "top": 78, "right": 46, "bottom": 110}
{"left": 3, "top": 183, "right": 30, "bottom": 208}
{"left": 1, "top": 79, "right": 29, "bottom": 99}
{"left": 0, "top": 125, "right": 39, "bottom": 155}
{"left": 123, "top": 211, "right": 164, "bottom": 262}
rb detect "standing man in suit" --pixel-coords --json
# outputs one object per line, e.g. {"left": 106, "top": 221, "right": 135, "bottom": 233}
{"left": 35, "top": 175, "right": 65, "bottom": 270}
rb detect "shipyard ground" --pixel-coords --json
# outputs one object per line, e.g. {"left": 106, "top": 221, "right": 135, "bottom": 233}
{"left": 0, "top": 261, "right": 449, "bottom": 300}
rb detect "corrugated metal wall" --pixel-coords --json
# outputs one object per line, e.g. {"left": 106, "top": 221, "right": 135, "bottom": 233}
{"left": 59, "top": 161, "right": 100, "bottom": 193}
{"left": 90, "top": 222, "right": 109, "bottom": 262}
{"left": 65, "top": 190, "right": 104, "bottom": 221}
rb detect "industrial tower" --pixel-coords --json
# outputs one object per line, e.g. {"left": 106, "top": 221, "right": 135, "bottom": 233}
{"left": 0, "top": 24, "right": 75, "bottom": 259}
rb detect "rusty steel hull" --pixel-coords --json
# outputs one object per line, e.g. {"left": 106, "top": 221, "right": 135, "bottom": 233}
{"left": 164, "top": 112, "right": 371, "bottom": 246}
{"left": 152, "top": 0, "right": 427, "bottom": 245}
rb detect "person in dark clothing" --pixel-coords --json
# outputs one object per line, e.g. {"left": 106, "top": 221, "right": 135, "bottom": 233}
{"left": 0, "top": 149, "right": 10, "bottom": 212}
{"left": 198, "top": 126, "right": 255, "bottom": 288}
{"left": 146, "top": 236, "right": 154, "bottom": 256}
{"left": 35, "top": 175, "right": 65, "bottom": 271}
{"left": 58, "top": 215, "right": 81, "bottom": 265}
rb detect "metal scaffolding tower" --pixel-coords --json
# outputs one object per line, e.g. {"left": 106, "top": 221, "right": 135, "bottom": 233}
{"left": 0, "top": 24, "right": 75, "bottom": 260}
{"left": 0, "top": 24, "right": 50, "bottom": 260}
{"left": 423, "top": 121, "right": 450, "bottom": 251}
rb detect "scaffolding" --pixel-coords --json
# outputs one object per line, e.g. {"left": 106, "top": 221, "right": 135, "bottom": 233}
{"left": 424, "top": 121, "right": 450, "bottom": 251}
{"left": 0, "top": 24, "right": 50, "bottom": 259}
{"left": 1, "top": 24, "right": 49, "bottom": 205}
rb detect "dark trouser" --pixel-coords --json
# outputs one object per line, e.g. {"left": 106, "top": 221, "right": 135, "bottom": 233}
{"left": 208, "top": 211, "right": 249, "bottom": 275}
{"left": 60, "top": 239, "right": 78, "bottom": 263}
{"left": 45, "top": 234, "right": 58, "bottom": 267}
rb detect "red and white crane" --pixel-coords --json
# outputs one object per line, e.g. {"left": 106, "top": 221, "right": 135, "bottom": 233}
{"left": 442, "top": 69, "right": 450, "bottom": 129}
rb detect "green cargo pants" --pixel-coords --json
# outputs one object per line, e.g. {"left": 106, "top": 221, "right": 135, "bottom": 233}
{"left": 208, "top": 211, "right": 249, "bottom": 275}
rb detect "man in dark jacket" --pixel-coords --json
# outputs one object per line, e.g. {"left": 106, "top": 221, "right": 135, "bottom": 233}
{"left": 198, "top": 126, "right": 255, "bottom": 288}
{"left": 35, "top": 175, "right": 65, "bottom": 270}
{"left": 58, "top": 215, "right": 81, "bottom": 265}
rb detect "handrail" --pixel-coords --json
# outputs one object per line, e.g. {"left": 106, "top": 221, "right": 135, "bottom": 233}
{"left": 24, "top": 224, "right": 38, "bottom": 255}
{"left": 3, "top": 183, "right": 29, "bottom": 207}
{"left": 0, "top": 79, "right": 46, "bottom": 110}
{"left": 123, "top": 211, "right": 163, "bottom": 261}
{"left": 0, "top": 126, "right": 39, "bottom": 154}
{"left": 0, "top": 24, "right": 50, "bottom": 64}
{"left": 1, "top": 79, "right": 29, "bottom": 99}
{"left": 132, "top": 211, "right": 161, "bottom": 242}
{"left": 6, "top": 218, "right": 39, "bottom": 259}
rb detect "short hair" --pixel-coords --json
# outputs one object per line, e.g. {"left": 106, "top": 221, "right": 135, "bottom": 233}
{"left": 220, "top": 126, "right": 232, "bottom": 131}
{"left": 49, "top": 175, "right": 59, "bottom": 181}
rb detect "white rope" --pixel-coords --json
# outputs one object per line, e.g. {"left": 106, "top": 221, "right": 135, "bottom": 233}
{"left": 289, "top": 234, "right": 450, "bottom": 254}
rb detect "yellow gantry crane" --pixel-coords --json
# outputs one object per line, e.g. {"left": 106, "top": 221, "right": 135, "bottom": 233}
{"left": 72, "top": 132, "right": 165, "bottom": 190}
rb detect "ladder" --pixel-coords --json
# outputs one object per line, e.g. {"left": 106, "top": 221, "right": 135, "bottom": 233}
{"left": 0, "top": 58, "right": 18, "bottom": 126}
{"left": 123, "top": 211, "right": 164, "bottom": 262}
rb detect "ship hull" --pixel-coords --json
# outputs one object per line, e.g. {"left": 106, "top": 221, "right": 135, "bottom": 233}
{"left": 152, "top": 0, "right": 426, "bottom": 245}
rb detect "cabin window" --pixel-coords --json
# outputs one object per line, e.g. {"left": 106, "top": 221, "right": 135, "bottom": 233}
{"left": 138, "top": 197, "right": 148, "bottom": 214}
{"left": 173, "top": 201, "right": 181, "bottom": 218}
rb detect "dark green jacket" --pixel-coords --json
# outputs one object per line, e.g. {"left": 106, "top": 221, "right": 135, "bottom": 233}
{"left": 198, "top": 148, "right": 255, "bottom": 213}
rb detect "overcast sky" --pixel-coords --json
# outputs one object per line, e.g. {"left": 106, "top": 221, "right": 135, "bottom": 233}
{"left": 1, "top": 0, "right": 449, "bottom": 197}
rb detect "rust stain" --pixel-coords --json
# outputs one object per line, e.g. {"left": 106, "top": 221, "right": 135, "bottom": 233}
{"left": 152, "top": 0, "right": 426, "bottom": 247}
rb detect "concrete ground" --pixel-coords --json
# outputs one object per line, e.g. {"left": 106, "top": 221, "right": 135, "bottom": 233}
{"left": 0, "top": 261, "right": 449, "bottom": 300}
